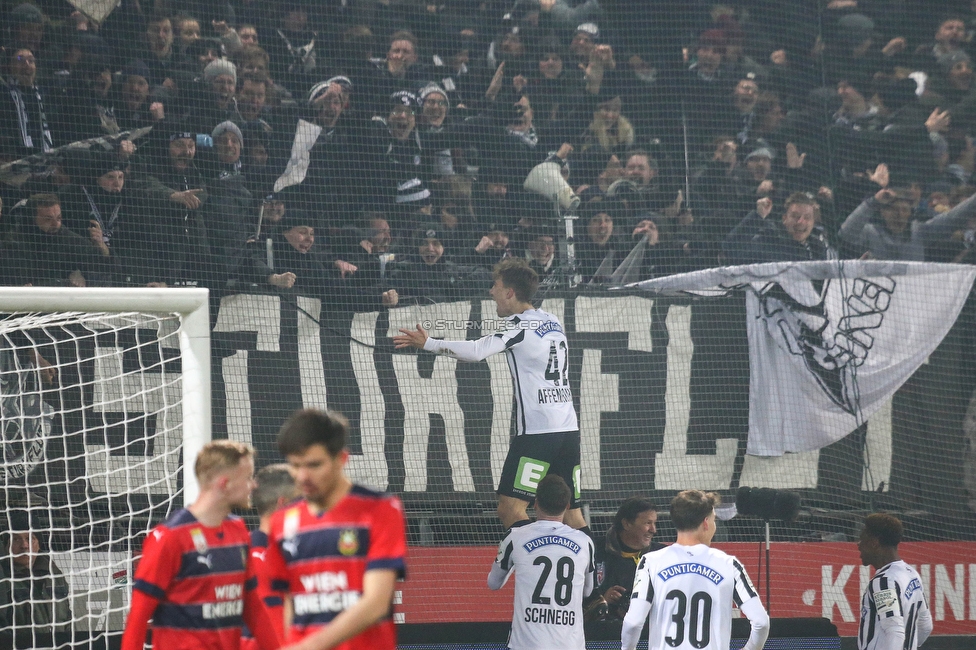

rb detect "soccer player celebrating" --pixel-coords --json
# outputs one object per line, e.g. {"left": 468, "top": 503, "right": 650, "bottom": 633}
{"left": 621, "top": 490, "right": 769, "bottom": 650}
{"left": 487, "top": 474, "right": 595, "bottom": 650}
{"left": 242, "top": 464, "right": 300, "bottom": 650}
{"left": 264, "top": 409, "right": 407, "bottom": 650}
{"left": 394, "top": 258, "right": 584, "bottom": 530}
{"left": 121, "top": 440, "right": 281, "bottom": 650}
{"left": 857, "top": 513, "right": 932, "bottom": 650}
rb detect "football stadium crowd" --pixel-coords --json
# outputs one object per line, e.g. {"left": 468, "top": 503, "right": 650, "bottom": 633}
{"left": 2, "top": 0, "right": 976, "bottom": 302}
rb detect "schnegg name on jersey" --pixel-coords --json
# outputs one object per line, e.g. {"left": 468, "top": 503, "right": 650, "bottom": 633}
{"left": 523, "top": 606, "right": 576, "bottom": 625}
{"left": 293, "top": 570, "right": 361, "bottom": 615}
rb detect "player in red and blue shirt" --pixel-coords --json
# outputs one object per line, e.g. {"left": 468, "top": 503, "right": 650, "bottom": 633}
{"left": 264, "top": 409, "right": 407, "bottom": 650}
{"left": 242, "top": 464, "right": 298, "bottom": 650}
{"left": 121, "top": 441, "right": 281, "bottom": 650}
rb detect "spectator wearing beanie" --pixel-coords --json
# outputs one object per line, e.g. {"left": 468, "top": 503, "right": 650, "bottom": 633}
{"left": 284, "top": 77, "right": 366, "bottom": 229}
{"left": 388, "top": 223, "right": 491, "bottom": 303}
{"left": 57, "top": 150, "right": 128, "bottom": 252}
{"left": 240, "top": 123, "right": 279, "bottom": 197}
{"left": 114, "top": 59, "right": 166, "bottom": 131}
{"left": 677, "top": 29, "right": 735, "bottom": 154}
{"left": 54, "top": 52, "right": 121, "bottom": 142}
{"left": 176, "top": 37, "right": 226, "bottom": 79}
{"left": 6, "top": 3, "right": 48, "bottom": 69}
{"left": 429, "top": 30, "right": 489, "bottom": 112}
{"left": 568, "top": 22, "right": 601, "bottom": 73}
{"left": 181, "top": 58, "right": 243, "bottom": 132}
{"left": 928, "top": 51, "right": 974, "bottom": 108}
{"left": 524, "top": 38, "right": 577, "bottom": 130}
{"left": 241, "top": 212, "right": 399, "bottom": 311}
{"left": 200, "top": 120, "right": 253, "bottom": 289}
{"left": 117, "top": 125, "right": 210, "bottom": 287}
{"left": 418, "top": 83, "right": 457, "bottom": 178}
{"left": 821, "top": 13, "right": 884, "bottom": 89}
{"left": 518, "top": 224, "right": 558, "bottom": 281}
{"left": 576, "top": 197, "right": 628, "bottom": 284}
{"left": 362, "top": 91, "right": 433, "bottom": 223}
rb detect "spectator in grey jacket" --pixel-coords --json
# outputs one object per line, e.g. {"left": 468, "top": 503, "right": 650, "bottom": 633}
{"left": 839, "top": 186, "right": 976, "bottom": 260}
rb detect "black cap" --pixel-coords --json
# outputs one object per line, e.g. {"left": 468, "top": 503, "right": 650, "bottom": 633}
{"left": 415, "top": 223, "right": 443, "bottom": 243}
{"left": 90, "top": 151, "right": 126, "bottom": 179}
{"left": 390, "top": 90, "right": 419, "bottom": 112}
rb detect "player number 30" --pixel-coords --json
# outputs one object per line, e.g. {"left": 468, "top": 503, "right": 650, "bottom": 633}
{"left": 665, "top": 590, "right": 712, "bottom": 649}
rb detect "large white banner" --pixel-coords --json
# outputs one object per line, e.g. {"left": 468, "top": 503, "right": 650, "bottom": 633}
{"left": 635, "top": 261, "right": 976, "bottom": 456}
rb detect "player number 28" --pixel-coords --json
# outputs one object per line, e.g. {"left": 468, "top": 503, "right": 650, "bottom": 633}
{"left": 531, "top": 556, "right": 574, "bottom": 606}
{"left": 665, "top": 590, "right": 712, "bottom": 649}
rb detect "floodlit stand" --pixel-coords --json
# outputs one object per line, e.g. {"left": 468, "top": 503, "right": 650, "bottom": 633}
{"left": 0, "top": 287, "right": 211, "bottom": 504}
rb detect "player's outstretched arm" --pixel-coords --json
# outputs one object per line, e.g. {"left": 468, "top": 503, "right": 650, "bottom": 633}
{"left": 396, "top": 325, "right": 510, "bottom": 362}
{"left": 739, "top": 597, "right": 770, "bottom": 650}
{"left": 284, "top": 568, "right": 397, "bottom": 650}
{"left": 393, "top": 325, "right": 429, "bottom": 349}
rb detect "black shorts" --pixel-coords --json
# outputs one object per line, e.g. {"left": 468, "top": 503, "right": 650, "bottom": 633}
{"left": 497, "top": 431, "right": 581, "bottom": 507}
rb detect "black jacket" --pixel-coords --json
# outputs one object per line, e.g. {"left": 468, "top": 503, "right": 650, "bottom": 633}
{"left": 5, "top": 226, "right": 111, "bottom": 286}
{"left": 388, "top": 256, "right": 492, "bottom": 303}
{"left": 723, "top": 210, "right": 835, "bottom": 265}
{"left": 584, "top": 528, "right": 666, "bottom": 621}
{"left": 117, "top": 159, "right": 211, "bottom": 285}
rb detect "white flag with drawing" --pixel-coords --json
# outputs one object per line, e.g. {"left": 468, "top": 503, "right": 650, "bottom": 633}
{"left": 633, "top": 261, "right": 976, "bottom": 456}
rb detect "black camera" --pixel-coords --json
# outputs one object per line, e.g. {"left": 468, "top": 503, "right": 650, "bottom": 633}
{"left": 735, "top": 486, "right": 801, "bottom": 522}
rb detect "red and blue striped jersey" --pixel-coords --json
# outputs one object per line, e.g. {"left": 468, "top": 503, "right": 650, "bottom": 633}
{"left": 264, "top": 485, "right": 407, "bottom": 650}
{"left": 133, "top": 508, "right": 253, "bottom": 650}
{"left": 241, "top": 529, "right": 284, "bottom": 650}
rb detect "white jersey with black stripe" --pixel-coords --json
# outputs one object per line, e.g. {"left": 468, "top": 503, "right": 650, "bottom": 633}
{"left": 858, "top": 561, "right": 933, "bottom": 650}
{"left": 487, "top": 519, "right": 595, "bottom": 650}
{"left": 423, "top": 308, "right": 578, "bottom": 435}
{"left": 623, "top": 543, "right": 768, "bottom": 650}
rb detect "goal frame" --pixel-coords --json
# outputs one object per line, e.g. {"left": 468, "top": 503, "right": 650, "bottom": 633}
{"left": 0, "top": 287, "right": 211, "bottom": 504}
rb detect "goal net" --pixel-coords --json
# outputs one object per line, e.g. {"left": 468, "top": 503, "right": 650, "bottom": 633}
{"left": 0, "top": 288, "right": 209, "bottom": 649}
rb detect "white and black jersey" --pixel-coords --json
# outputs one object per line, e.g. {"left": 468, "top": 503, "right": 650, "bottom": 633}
{"left": 424, "top": 308, "right": 578, "bottom": 435}
{"left": 487, "top": 519, "right": 595, "bottom": 650}
{"left": 622, "top": 544, "right": 770, "bottom": 650}
{"left": 858, "top": 561, "right": 932, "bottom": 650}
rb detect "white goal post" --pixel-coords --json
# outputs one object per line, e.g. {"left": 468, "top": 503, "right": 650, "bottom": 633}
{"left": 0, "top": 287, "right": 211, "bottom": 503}
{"left": 0, "top": 287, "right": 210, "bottom": 645}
